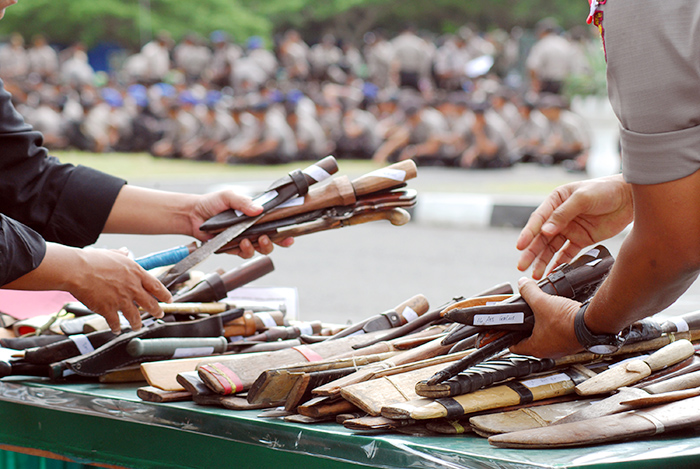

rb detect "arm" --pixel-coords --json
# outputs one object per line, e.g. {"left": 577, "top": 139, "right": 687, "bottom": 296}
{"left": 512, "top": 170, "right": 700, "bottom": 358}
{"left": 516, "top": 174, "right": 633, "bottom": 279}
{"left": 103, "top": 185, "right": 294, "bottom": 257}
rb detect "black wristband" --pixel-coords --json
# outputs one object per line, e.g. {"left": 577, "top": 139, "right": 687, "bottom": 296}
{"left": 574, "top": 299, "right": 625, "bottom": 355}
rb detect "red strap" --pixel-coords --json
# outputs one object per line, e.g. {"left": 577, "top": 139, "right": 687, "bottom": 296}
{"left": 292, "top": 345, "right": 323, "bottom": 362}
{"left": 200, "top": 363, "right": 244, "bottom": 395}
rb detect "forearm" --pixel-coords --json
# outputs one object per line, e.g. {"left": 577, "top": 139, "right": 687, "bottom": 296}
{"left": 585, "top": 230, "right": 700, "bottom": 335}
{"left": 103, "top": 185, "right": 199, "bottom": 237}
{"left": 584, "top": 174, "right": 700, "bottom": 334}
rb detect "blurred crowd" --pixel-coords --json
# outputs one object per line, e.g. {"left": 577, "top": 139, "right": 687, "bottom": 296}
{"left": 0, "top": 17, "right": 599, "bottom": 170}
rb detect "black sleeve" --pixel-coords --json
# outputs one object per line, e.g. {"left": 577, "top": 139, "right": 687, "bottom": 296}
{"left": 0, "top": 78, "right": 126, "bottom": 286}
{"left": 0, "top": 215, "right": 46, "bottom": 286}
{"left": 0, "top": 78, "right": 125, "bottom": 247}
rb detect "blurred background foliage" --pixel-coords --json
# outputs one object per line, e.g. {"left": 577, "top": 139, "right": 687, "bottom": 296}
{"left": 0, "top": 0, "right": 590, "bottom": 50}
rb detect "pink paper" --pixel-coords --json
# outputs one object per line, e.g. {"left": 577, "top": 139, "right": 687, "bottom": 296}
{"left": 0, "top": 290, "right": 77, "bottom": 320}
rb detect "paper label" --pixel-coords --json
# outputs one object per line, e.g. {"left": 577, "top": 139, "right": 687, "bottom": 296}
{"left": 672, "top": 318, "right": 690, "bottom": 332}
{"left": 367, "top": 168, "right": 406, "bottom": 182}
{"left": 299, "top": 323, "right": 314, "bottom": 335}
{"left": 172, "top": 347, "right": 215, "bottom": 359}
{"left": 402, "top": 306, "right": 419, "bottom": 323}
{"left": 69, "top": 334, "right": 95, "bottom": 355}
{"left": 303, "top": 165, "right": 332, "bottom": 182}
{"left": 257, "top": 312, "right": 277, "bottom": 328}
{"left": 473, "top": 312, "right": 524, "bottom": 326}
{"left": 522, "top": 373, "right": 570, "bottom": 389}
{"left": 276, "top": 195, "right": 306, "bottom": 208}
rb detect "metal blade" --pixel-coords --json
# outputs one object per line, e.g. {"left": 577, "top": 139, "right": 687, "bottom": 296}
{"left": 157, "top": 214, "right": 264, "bottom": 289}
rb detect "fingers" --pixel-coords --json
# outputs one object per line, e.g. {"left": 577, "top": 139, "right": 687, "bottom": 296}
{"left": 222, "top": 192, "right": 263, "bottom": 217}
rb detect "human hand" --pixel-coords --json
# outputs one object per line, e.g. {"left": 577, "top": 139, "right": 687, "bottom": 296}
{"left": 509, "top": 277, "right": 583, "bottom": 358}
{"left": 516, "top": 174, "right": 633, "bottom": 279}
{"left": 66, "top": 247, "right": 172, "bottom": 333}
{"left": 189, "top": 191, "right": 294, "bottom": 258}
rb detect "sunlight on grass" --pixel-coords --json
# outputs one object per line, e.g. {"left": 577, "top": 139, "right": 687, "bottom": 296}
{"left": 54, "top": 151, "right": 379, "bottom": 181}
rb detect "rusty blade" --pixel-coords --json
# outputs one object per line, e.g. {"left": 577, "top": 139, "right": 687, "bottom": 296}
{"left": 157, "top": 214, "right": 264, "bottom": 289}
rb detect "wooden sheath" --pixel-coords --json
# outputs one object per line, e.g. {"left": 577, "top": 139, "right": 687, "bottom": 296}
{"left": 381, "top": 365, "right": 595, "bottom": 421}
{"left": 297, "top": 395, "right": 359, "bottom": 419}
{"left": 246, "top": 351, "right": 397, "bottom": 406}
{"left": 197, "top": 330, "right": 386, "bottom": 395}
{"left": 466, "top": 398, "right": 596, "bottom": 437}
{"left": 313, "top": 335, "right": 453, "bottom": 397}
{"left": 340, "top": 362, "right": 452, "bottom": 416}
{"left": 489, "top": 394, "right": 700, "bottom": 448}
{"left": 136, "top": 386, "right": 192, "bottom": 403}
{"left": 575, "top": 339, "right": 695, "bottom": 396}
{"left": 285, "top": 368, "right": 358, "bottom": 411}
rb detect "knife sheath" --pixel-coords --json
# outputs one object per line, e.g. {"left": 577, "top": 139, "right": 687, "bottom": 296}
{"left": 284, "top": 367, "right": 357, "bottom": 411}
{"left": 575, "top": 339, "right": 695, "bottom": 396}
{"left": 467, "top": 398, "right": 597, "bottom": 437}
{"left": 489, "top": 394, "right": 700, "bottom": 448}
{"left": 246, "top": 351, "right": 396, "bottom": 406}
{"left": 382, "top": 365, "right": 594, "bottom": 421}
{"left": 50, "top": 309, "right": 242, "bottom": 379}
{"left": 313, "top": 335, "right": 453, "bottom": 397}
{"left": 23, "top": 329, "right": 121, "bottom": 365}
{"left": 321, "top": 293, "right": 429, "bottom": 341}
{"left": 340, "top": 361, "right": 456, "bottom": 417}
{"left": 197, "top": 330, "right": 386, "bottom": 395}
{"left": 200, "top": 156, "right": 339, "bottom": 232}
{"left": 416, "top": 355, "right": 558, "bottom": 398}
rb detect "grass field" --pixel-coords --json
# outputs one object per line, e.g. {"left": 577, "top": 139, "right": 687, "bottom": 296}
{"left": 54, "top": 151, "right": 380, "bottom": 181}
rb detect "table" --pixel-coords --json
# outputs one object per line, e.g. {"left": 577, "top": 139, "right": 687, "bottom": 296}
{"left": 1, "top": 377, "right": 700, "bottom": 469}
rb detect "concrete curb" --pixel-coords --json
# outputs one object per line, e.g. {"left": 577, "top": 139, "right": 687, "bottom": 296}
{"left": 412, "top": 192, "right": 543, "bottom": 229}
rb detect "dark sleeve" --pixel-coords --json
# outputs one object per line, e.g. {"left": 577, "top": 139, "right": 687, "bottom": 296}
{"left": 0, "top": 215, "right": 46, "bottom": 286}
{"left": 0, "top": 78, "right": 126, "bottom": 247}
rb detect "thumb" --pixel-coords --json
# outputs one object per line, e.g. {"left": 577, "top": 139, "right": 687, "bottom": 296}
{"left": 517, "top": 276, "right": 544, "bottom": 305}
{"left": 228, "top": 193, "right": 264, "bottom": 217}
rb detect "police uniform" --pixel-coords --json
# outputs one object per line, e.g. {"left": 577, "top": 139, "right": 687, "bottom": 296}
{"left": 601, "top": 1, "right": 700, "bottom": 184}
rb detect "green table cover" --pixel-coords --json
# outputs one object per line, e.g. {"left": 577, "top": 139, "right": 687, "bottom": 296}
{"left": 1, "top": 377, "right": 700, "bottom": 469}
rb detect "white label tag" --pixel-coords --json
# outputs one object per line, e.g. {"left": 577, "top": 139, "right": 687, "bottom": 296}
{"left": 522, "top": 373, "right": 570, "bottom": 389}
{"left": 257, "top": 312, "right": 277, "bottom": 328}
{"left": 367, "top": 168, "right": 406, "bottom": 182}
{"left": 672, "top": 318, "right": 690, "bottom": 332}
{"left": 402, "top": 306, "right": 419, "bottom": 323}
{"left": 299, "top": 323, "right": 314, "bottom": 335}
{"left": 276, "top": 195, "right": 306, "bottom": 208}
{"left": 69, "top": 334, "right": 95, "bottom": 355}
{"left": 172, "top": 347, "right": 215, "bottom": 359}
{"left": 303, "top": 165, "right": 332, "bottom": 182}
{"left": 473, "top": 312, "right": 524, "bottom": 326}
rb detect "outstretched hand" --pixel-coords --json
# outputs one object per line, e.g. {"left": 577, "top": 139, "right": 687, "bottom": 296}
{"left": 187, "top": 190, "right": 294, "bottom": 258}
{"left": 516, "top": 174, "right": 633, "bottom": 279}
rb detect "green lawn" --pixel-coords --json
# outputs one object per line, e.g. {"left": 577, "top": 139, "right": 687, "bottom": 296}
{"left": 54, "top": 151, "right": 379, "bottom": 181}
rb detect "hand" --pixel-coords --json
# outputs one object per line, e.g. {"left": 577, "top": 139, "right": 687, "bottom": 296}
{"left": 7, "top": 244, "right": 172, "bottom": 334}
{"left": 187, "top": 191, "right": 294, "bottom": 258}
{"left": 509, "top": 277, "right": 584, "bottom": 358}
{"left": 516, "top": 174, "right": 633, "bottom": 279}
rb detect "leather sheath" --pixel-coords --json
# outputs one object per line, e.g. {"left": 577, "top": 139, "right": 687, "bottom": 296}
{"left": 23, "top": 329, "right": 122, "bottom": 365}
{"left": 0, "top": 335, "right": 67, "bottom": 350}
{"left": 416, "top": 355, "right": 558, "bottom": 398}
{"left": 51, "top": 309, "right": 243, "bottom": 379}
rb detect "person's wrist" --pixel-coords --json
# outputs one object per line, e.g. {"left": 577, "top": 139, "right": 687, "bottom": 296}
{"left": 573, "top": 299, "right": 626, "bottom": 355}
